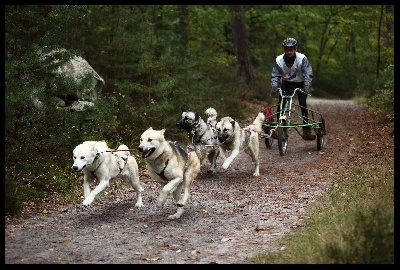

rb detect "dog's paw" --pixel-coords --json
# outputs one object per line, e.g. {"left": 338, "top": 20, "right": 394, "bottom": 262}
{"left": 253, "top": 172, "right": 260, "bottom": 177}
{"left": 135, "top": 200, "right": 144, "bottom": 208}
{"left": 168, "top": 214, "right": 180, "bottom": 220}
{"left": 157, "top": 193, "right": 168, "bottom": 207}
{"left": 82, "top": 195, "right": 94, "bottom": 206}
{"left": 168, "top": 207, "right": 184, "bottom": 219}
{"left": 222, "top": 162, "right": 230, "bottom": 170}
{"left": 82, "top": 197, "right": 93, "bottom": 206}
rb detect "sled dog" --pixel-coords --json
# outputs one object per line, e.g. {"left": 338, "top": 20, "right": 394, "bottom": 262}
{"left": 176, "top": 107, "right": 221, "bottom": 173}
{"left": 215, "top": 111, "right": 265, "bottom": 176}
{"left": 72, "top": 141, "right": 143, "bottom": 207}
{"left": 138, "top": 127, "right": 200, "bottom": 219}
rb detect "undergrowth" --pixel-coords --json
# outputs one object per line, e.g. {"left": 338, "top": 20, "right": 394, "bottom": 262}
{"left": 249, "top": 163, "right": 394, "bottom": 264}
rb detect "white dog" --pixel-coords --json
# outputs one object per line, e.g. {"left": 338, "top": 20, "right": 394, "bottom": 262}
{"left": 215, "top": 112, "right": 265, "bottom": 176}
{"left": 72, "top": 141, "right": 143, "bottom": 207}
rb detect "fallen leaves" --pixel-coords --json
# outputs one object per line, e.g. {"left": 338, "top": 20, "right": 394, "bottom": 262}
{"left": 144, "top": 257, "right": 160, "bottom": 261}
{"left": 221, "top": 237, "right": 233, "bottom": 242}
{"left": 5, "top": 100, "right": 394, "bottom": 264}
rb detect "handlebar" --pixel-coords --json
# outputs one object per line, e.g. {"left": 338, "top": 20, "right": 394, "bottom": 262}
{"left": 276, "top": 87, "right": 311, "bottom": 97}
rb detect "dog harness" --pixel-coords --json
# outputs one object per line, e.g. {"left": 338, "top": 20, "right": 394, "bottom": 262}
{"left": 155, "top": 159, "right": 169, "bottom": 181}
{"left": 90, "top": 151, "right": 128, "bottom": 178}
{"left": 90, "top": 151, "right": 104, "bottom": 178}
{"left": 154, "top": 141, "right": 190, "bottom": 181}
{"left": 118, "top": 155, "right": 128, "bottom": 173}
{"left": 188, "top": 125, "right": 217, "bottom": 145}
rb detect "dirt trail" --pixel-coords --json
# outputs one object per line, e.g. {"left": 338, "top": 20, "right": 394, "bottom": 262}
{"left": 5, "top": 99, "right": 394, "bottom": 264}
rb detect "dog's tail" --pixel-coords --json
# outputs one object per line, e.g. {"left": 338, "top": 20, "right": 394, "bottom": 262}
{"left": 247, "top": 111, "right": 265, "bottom": 133}
{"left": 205, "top": 107, "right": 217, "bottom": 118}
{"left": 205, "top": 107, "right": 218, "bottom": 127}
{"left": 116, "top": 144, "right": 131, "bottom": 159}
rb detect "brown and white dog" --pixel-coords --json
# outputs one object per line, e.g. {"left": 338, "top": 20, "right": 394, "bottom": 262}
{"left": 215, "top": 112, "right": 265, "bottom": 176}
{"left": 138, "top": 127, "right": 200, "bottom": 219}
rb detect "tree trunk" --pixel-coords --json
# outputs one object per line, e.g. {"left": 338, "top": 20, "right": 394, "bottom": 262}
{"left": 229, "top": 5, "right": 253, "bottom": 86}
{"left": 376, "top": 5, "right": 383, "bottom": 78}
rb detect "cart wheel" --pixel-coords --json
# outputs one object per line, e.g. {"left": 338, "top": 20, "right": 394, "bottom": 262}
{"left": 277, "top": 126, "right": 288, "bottom": 156}
{"left": 317, "top": 115, "right": 326, "bottom": 150}
{"left": 317, "top": 130, "right": 325, "bottom": 150}
{"left": 262, "top": 125, "right": 274, "bottom": 149}
{"left": 320, "top": 115, "right": 327, "bottom": 135}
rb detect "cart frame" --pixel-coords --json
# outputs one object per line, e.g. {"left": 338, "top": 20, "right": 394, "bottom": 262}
{"left": 261, "top": 88, "right": 327, "bottom": 156}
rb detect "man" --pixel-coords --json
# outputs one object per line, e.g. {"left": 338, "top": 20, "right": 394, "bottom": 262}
{"left": 270, "top": 37, "right": 315, "bottom": 140}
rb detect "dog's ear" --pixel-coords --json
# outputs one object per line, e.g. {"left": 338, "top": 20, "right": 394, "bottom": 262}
{"left": 146, "top": 127, "right": 153, "bottom": 131}
{"left": 195, "top": 112, "right": 200, "bottom": 121}
{"left": 230, "top": 120, "right": 236, "bottom": 131}
{"left": 181, "top": 107, "right": 187, "bottom": 112}
{"left": 161, "top": 128, "right": 166, "bottom": 135}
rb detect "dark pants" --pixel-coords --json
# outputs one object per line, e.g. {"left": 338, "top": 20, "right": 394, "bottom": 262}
{"left": 277, "top": 81, "right": 309, "bottom": 125}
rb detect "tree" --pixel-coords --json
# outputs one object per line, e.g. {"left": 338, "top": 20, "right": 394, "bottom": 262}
{"left": 229, "top": 5, "right": 253, "bottom": 86}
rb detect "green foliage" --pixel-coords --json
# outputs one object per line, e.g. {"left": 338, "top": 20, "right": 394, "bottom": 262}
{"left": 325, "top": 207, "right": 394, "bottom": 263}
{"left": 5, "top": 5, "right": 394, "bottom": 217}
{"left": 366, "top": 64, "right": 394, "bottom": 122}
{"left": 5, "top": 166, "right": 25, "bottom": 216}
{"left": 4, "top": 87, "right": 120, "bottom": 215}
{"left": 5, "top": 162, "right": 82, "bottom": 217}
{"left": 250, "top": 164, "right": 394, "bottom": 264}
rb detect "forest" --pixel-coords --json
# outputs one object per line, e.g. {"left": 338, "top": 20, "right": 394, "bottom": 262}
{"left": 5, "top": 5, "right": 394, "bottom": 215}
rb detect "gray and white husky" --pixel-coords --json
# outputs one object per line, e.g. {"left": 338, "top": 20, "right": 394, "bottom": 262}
{"left": 176, "top": 107, "right": 222, "bottom": 173}
{"left": 215, "top": 111, "right": 265, "bottom": 176}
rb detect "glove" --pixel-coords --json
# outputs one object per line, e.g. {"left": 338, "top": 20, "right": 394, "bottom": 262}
{"left": 303, "top": 86, "right": 310, "bottom": 95}
{"left": 270, "top": 85, "right": 278, "bottom": 94}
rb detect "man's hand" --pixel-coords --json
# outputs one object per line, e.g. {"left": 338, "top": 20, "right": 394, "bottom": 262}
{"left": 270, "top": 85, "right": 278, "bottom": 95}
{"left": 303, "top": 86, "right": 310, "bottom": 95}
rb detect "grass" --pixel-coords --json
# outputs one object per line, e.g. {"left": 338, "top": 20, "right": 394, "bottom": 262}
{"left": 249, "top": 162, "right": 394, "bottom": 264}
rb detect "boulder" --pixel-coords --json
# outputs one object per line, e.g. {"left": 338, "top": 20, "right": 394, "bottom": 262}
{"left": 33, "top": 48, "right": 105, "bottom": 111}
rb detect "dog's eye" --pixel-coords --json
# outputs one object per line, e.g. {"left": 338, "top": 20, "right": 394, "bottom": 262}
{"left": 148, "top": 138, "right": 152, "bottom": 142}
{"left": 80, "top": 156, "right": 85, "bottom": 160}
{"left": 140, "top": 137, "right": 142, "bottom": 142}
{"left": 223, "top": 128, "right": 228, "bottom": 132}
{"left": 73, "top": 156, "right": 76, "bottom": 160}
{"left": 185, "top": 116, "right": 189, "bottom": 120}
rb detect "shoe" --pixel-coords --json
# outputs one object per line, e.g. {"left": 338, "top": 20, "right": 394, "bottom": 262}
{"left": 303, "top": 128, "right": 316, "bottom": 140}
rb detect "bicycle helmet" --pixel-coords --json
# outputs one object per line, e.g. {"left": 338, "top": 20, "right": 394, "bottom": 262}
{"left": 282, "top": 37, "right": 297, "bottom": 48}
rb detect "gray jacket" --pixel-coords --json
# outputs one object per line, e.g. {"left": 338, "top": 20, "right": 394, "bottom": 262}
{"left": 271, "top": 52, "right": 313, "bottom": 88}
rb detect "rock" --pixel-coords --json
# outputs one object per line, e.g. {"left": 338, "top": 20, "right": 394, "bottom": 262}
{"left": 69, "top": 101, "right": 94, "bottom": 111}
{"left": 33, "top": 47, "right": 105, "bottom": 111}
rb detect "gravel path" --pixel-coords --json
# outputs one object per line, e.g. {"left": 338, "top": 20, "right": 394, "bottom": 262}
{"left": 5, "top": 99, "right": 394, "bottom": 264}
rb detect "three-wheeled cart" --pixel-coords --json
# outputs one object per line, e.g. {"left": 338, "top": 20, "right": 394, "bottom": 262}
{"left": 261, "top": 88, "right": 327, "bottom": 156}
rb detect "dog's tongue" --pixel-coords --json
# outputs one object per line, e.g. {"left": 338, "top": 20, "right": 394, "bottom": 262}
{"left": 141, "top": 151, "right": 149, "bottom": 158}
{"left": 142, "top": 148, "right": 155, "bottom": 158}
